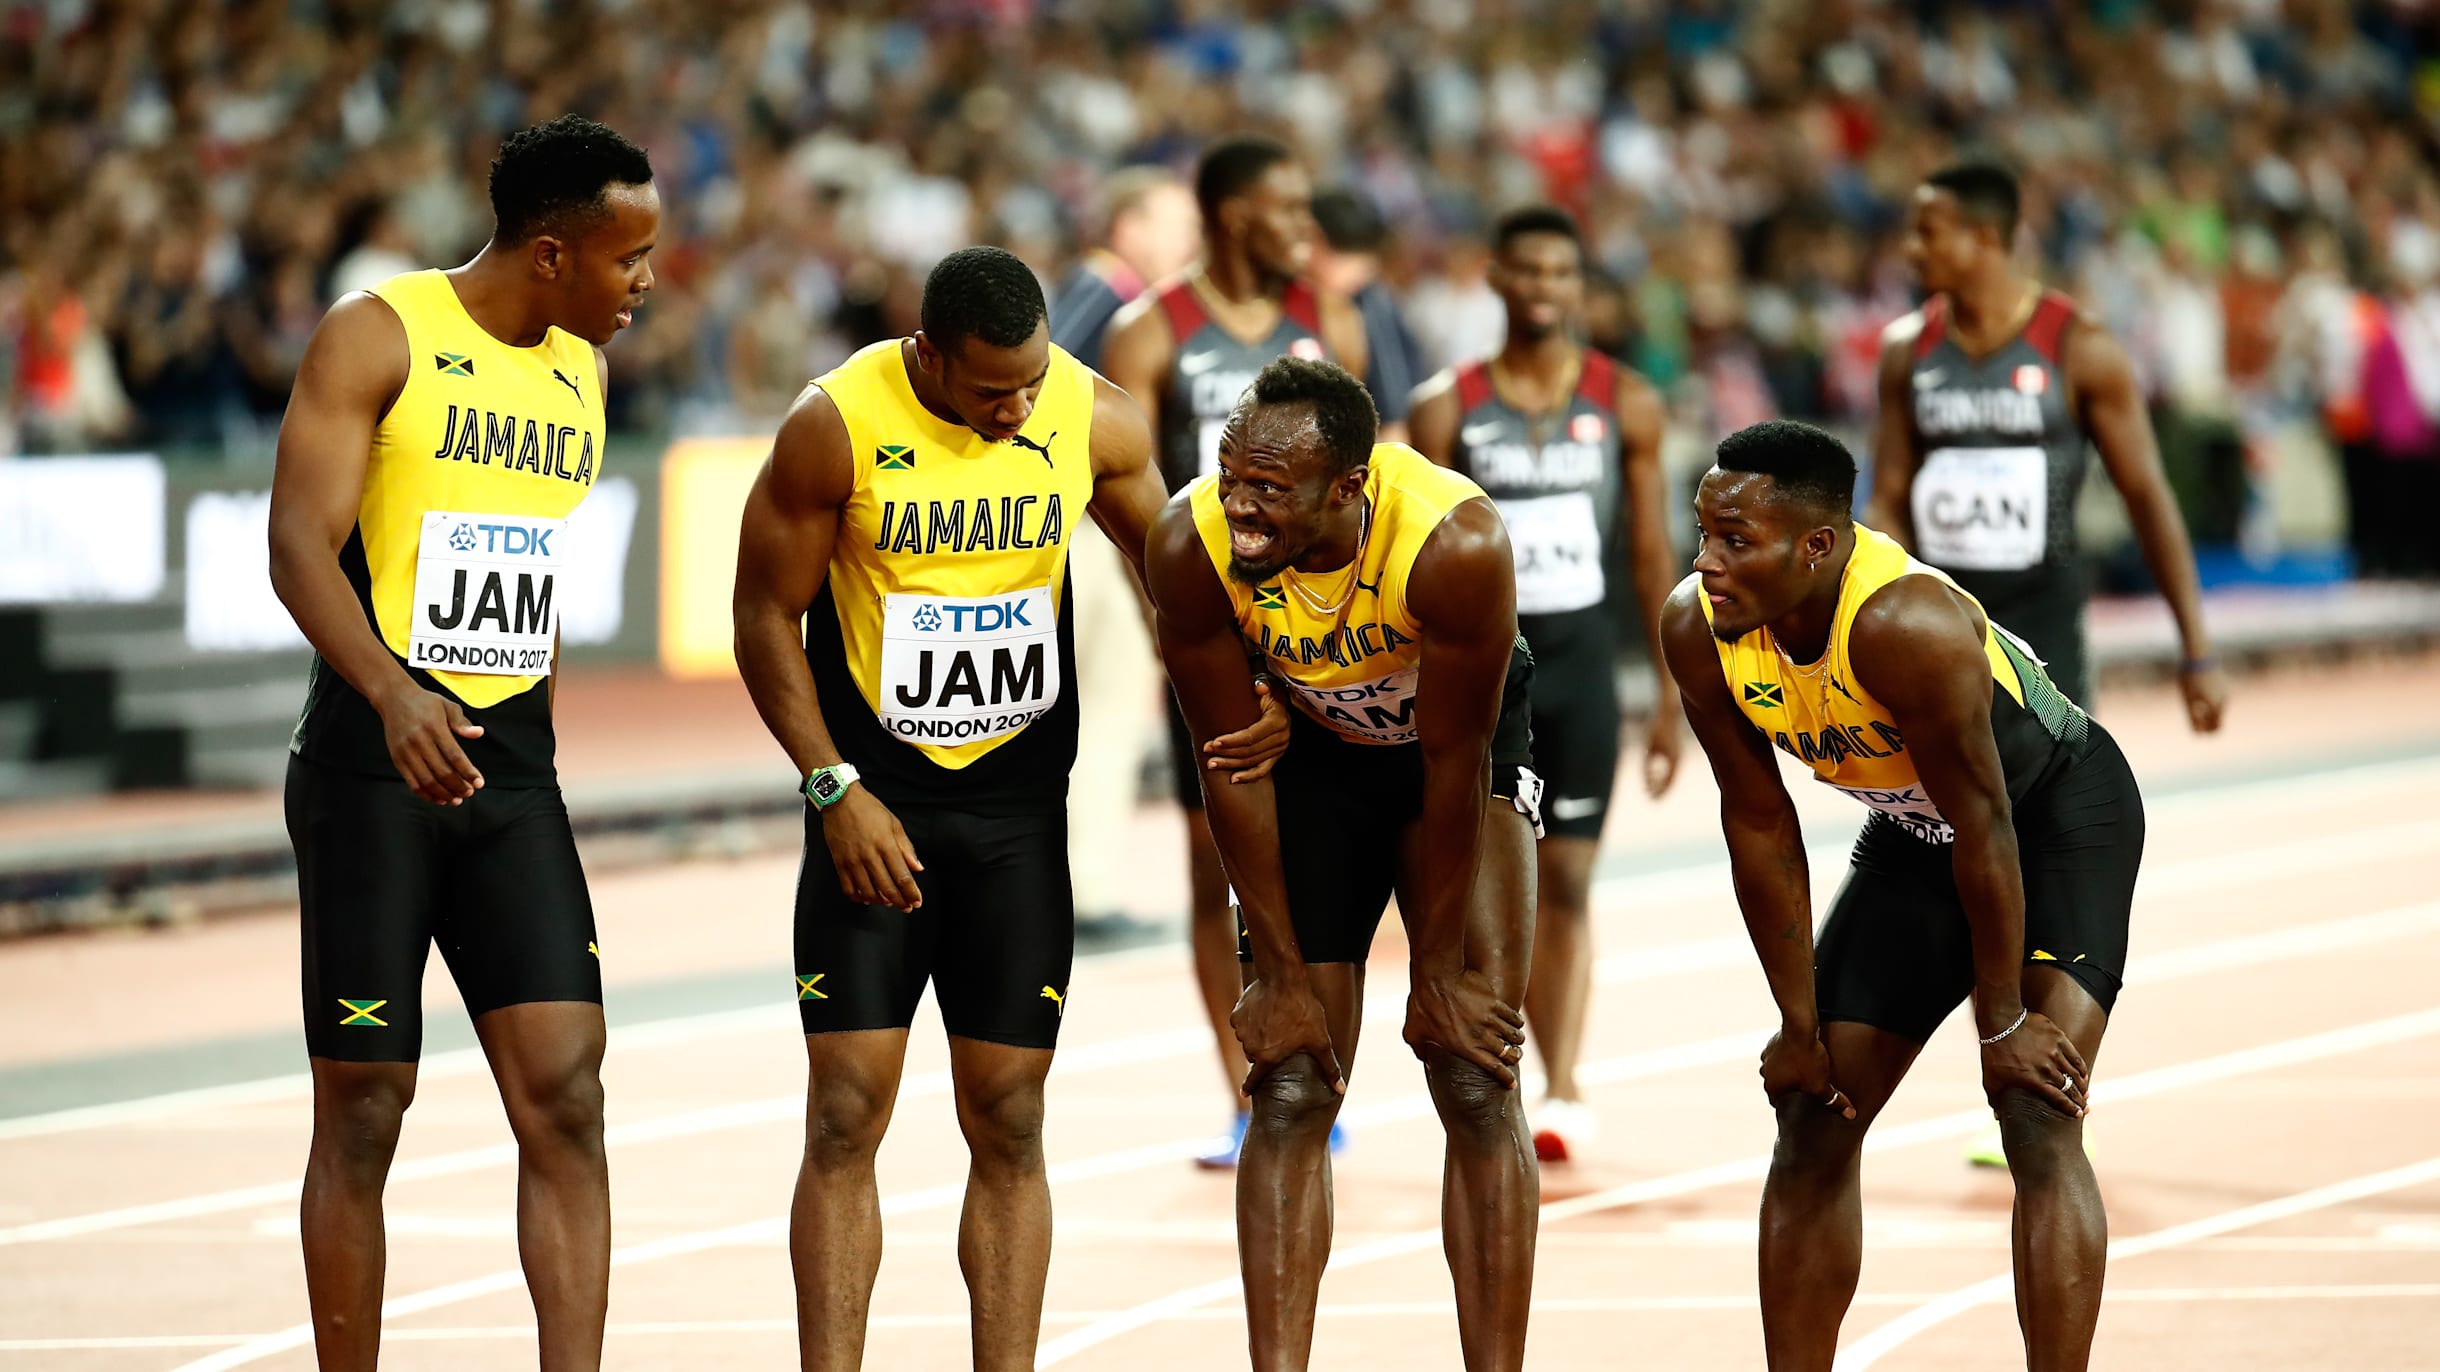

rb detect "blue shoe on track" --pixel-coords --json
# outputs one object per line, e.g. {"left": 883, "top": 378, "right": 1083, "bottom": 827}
{"left": 1193, "top": 1111, "right": 1350, "bottom": 1168}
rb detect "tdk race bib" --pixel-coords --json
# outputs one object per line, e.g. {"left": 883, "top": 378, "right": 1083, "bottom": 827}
{"left": 1912, "top": 447, "right": 2047, "bottom": 572}
{"left": 1825, "top": 778, "right": 1954, "bottom": 845}
{"left": 1497, "top": 491, "right": 1606, "bottom": 615}
{"left": 1291, "top": 665, "right": 1422, "bottom": 745}
{"left": 409, "top": 511, "right": 564, "bottom": 675}
{"left": 879, "top": 585, "right": 1060, "bottom": 743}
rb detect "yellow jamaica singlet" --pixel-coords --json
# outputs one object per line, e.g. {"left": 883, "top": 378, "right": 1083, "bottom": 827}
{"left": 290, "top": 268, "right": 605, "bottom": 787}
{"left": 800, "top": 339, "right": 1098, "bottom": 809}
{"left": 1701, "top": 523, "right": 2090, "bottom": 843}
{"left": 1188, "top": 443, "right": 1488, "bottom": 746}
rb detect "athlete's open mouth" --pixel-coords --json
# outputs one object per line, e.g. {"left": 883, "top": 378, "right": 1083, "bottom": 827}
{"left": 1230, "top": 525, "right": 1276, "bottom": 560}
{"left": 614, "top": 307, "right": 634, "bottom": 329}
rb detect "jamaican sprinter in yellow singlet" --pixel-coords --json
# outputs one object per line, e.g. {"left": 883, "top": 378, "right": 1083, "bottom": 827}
{"left": 729, "top": 246, "right": 1286, "bottom": 1369}
{"left": 267, "top": 116, "right": 657, "bottom": 1367}
{"left": 1149, "top": 357, "right": 1543, "bottom": 1367}
{"left": 1660, "top": 420, "right": 2145, "bottom": 1369}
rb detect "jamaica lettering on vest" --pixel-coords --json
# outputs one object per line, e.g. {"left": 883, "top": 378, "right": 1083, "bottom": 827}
{"left": 873, "top": 495, "right": 1067, "bottom": 556}
{"left": 431, "top": 405, "right": 595, "bottom": 485}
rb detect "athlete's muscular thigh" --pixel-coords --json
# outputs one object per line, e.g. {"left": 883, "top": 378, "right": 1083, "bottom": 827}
{"left": 1394, "top": 806, "right": 1537, "bottom": 1003}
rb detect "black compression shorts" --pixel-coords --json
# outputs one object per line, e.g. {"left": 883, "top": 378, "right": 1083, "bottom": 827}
{"left": 1165, "top": 693, "right": 1207, "bottom": 812}
{"left": 1519, "top": 609, "right": 1620, "bottom": 842}
{"left": 287, "top": 754, "right": 601, "bottom": 1063}
{"left": 1813, "top": 725, "right": 2143, "bottom": 1042}
{"left": 1239, "top": 639, "right": 1540, "bottom": 966}
{"left": 793, "top": 803, "right": 1074, "bottom": 1049}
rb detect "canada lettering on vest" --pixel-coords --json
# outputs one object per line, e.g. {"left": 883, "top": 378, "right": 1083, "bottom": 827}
{"left": 1189, "top": 368, "right": 1260, "bottom": 417}
{"left": 1914, "top": 388, "right": 2044, "bottom": 437}
{"left": 1256, "top": 620, "right": 1413, "bottom": 668}
{"left": 872, "top": 495, "right": 1064, "bottom": 555}
{"left": 431, "top": 404, "right": 595, "bottom": 485}
{"left": 1471, "top": 440, "right": 1604, "bottom": 489}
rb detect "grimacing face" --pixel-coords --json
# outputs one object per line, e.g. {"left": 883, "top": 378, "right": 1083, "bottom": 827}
{"left": 1215, "top": 397, "right": 1364, "bottom": 585}
{"left": 548, "top": 180, "right": 660, "bottom": 346}
{"left": 917, "top": 322, "right": 1052, "bottom": 442}
{"left": 1690, "top": 467, "right": 1836, "bottom": 642}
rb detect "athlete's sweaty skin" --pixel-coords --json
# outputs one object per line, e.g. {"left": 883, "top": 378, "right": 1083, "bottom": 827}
{"left": 730, "top": 318, "right": 1290, "bottom": 1372}
{"left": 1663, "top": 461, "right": 2109, "bottom": 1372}
{"left": 267, "top": 154, "right": 657, "bottom": 1372}
{"left": 1864, "top": 179, "right": 2226, "bottom": 734}
{"left": 1150, "top": 391, "right": 1539, "bottom": 1372}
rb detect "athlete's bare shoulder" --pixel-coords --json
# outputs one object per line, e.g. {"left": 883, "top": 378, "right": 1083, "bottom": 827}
{"left": 1086, "top": 370, "right": 1155, "bottom": 477}
{"left": 1849, "top": 573, "right": 1988, "bottom": 694}
{"left": 1876, "top": 307, "right": 1928, "bottom": 367}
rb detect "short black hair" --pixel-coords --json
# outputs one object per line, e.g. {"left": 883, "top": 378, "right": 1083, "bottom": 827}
{"left": 1249, "top": 356, "right": 1378, "bottom": 477}
{"left": 1312, "top": 187, "right": 1386, "bottom": 254}
{"left": 1493, "top": 204, "right": 1583, "bottom": 257}
{"left": 1925, "top": 160, "right": 2020, "bottom": 241}
{"left": 488, "top": 114, "right": 653, "bottom": 244}
{"left": 920, "top": 245, "right": 1047, "bottom": 356}
{"left": 1196, "top": 135, "right": 1296, "bottom": 227}
{"left": 1714, "top": 420, "right": 1856, "bottom": 517}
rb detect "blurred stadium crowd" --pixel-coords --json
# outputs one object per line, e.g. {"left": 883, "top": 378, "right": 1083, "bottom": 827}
{"left": 4, "top": 0, "right": 2438, "bottom": 563}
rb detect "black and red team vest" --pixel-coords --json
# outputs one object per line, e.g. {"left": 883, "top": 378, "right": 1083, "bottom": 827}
{"left": 1445, "top": 351, "right": 1624, "bottom": 622}
{"left": 1153, "top": 277, "right": 1328, "bottom": 494}
{"left": 1904, "top": 290, "right": 2089, "bottom": 618}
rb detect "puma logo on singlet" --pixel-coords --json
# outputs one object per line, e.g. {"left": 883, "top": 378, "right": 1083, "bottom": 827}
{"left": 551, "top": 368, "right": 582, "bottom": 401}
{"left": 1008, "top": 431, "right": 1057, "bottom": 468}
{"left": 1040, "top": 985, "right": 1066, "bottom": 1015}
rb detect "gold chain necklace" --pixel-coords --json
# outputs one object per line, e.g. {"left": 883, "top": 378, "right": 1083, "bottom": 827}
{"left": 1284, "top": 500, "right": 1372, "bottom": 617}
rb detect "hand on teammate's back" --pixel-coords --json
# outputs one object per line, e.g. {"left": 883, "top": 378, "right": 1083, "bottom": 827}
{"left": 374, "top": 683, "right": 485, "bottom": 805}
{"left": 1233, "top": 977, "right": 1345, "bottom": 1096}
{"left": 819, "top": 789, "right": 926, "bottom": 912}
{"left": 1979, "top": 1010, "right": 2088, "bottom": 1118}
{"left": 2179, "top": 662, "right": 2228, "bottom": 734}
{"left": 1202, "top": 678, "right": 1292, "bottom": 784}
{"left": 1404, "top": 970, "right": 1527, "bottom": 1088}
{"left": 1759, "top": 1027, "right": 1856, "bottom": 1120}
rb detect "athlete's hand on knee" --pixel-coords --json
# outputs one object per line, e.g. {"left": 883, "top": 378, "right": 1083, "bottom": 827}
{"left": 1205, "top": 679, "right": 1291, "bottom": 784}
{"left": 820, "top": 789, "right": 925, "bottom": 912}
{"left": 1404, "top": 971, "right": 1526, "bottom": 1089}
{"left": 1979, "top": 1010, "right": 2088, "bottom": 1117}
{"left": 1641, "top": 714, "right": 1683, "bottom": 797}
{"left": 1760, "top": 1027, "right": 1855, "bottom": 1119}
{"left": 376, "top": 685, "right": 484, "bottom": 805}
{"left": 1232, "top": 978, "right": 1344, "bottom": 1096}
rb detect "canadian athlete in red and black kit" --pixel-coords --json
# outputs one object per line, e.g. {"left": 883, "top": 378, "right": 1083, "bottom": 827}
{"left": 1409, "top": 205, "right": 1683, "bottom": 1163}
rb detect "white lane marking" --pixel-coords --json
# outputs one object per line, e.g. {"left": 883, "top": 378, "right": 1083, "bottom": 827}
{"left": 1032, "top": 1005, "right": 2440, "bottom": 1365}
{"left": 1834, "top": 1157, "right": 2440, "bottom": 1369}
{"left": 11, "top": 749, "right": 2433, "bottom": 1144}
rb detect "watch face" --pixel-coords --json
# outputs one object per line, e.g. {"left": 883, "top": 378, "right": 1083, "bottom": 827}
{"left": 810, "top": 773, "right": 839, "bottom": 803}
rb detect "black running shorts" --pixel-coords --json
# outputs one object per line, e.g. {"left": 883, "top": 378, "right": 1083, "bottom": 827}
{"left": 793, "top": 803, "right": 1074, "bottom": 1049}
{"left": 287, "top": 754, "right": 601, "bottom": 1063}
{"left": 1239, "top": 639, "right": 1539, "bottom": 966}
{"left": 1813, "top": 726, "right": 2144, "bottom": 1042}
{"left": 1519, "top": 609, "right": 1620, "bottom": 842}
